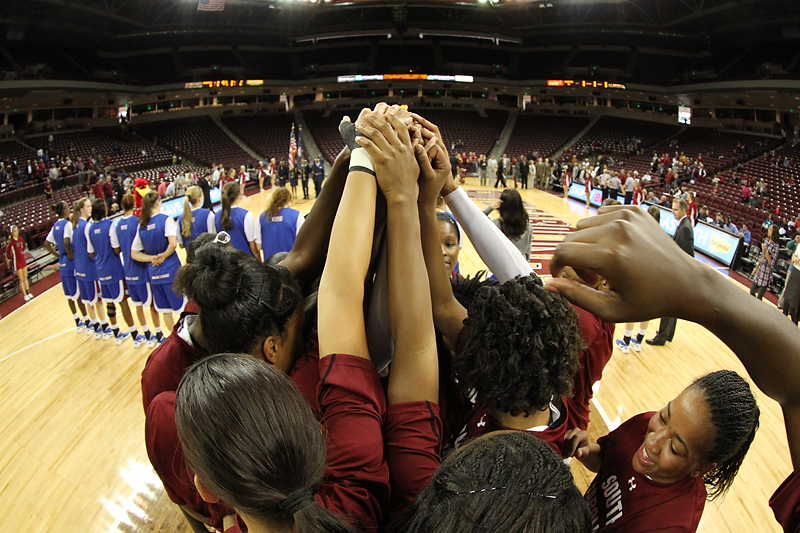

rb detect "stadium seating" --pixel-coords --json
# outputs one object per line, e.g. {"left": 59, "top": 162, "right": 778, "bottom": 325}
{"left": 135, "top": 117, "right": 255, "bottom": 169}
{"left": 566, "top": 116, "right": 680, "bottom": 159}
{"left": 0, "top": 184, "right": 84, "bottom": 247}
{"left": 221, "top": 114, "right": 296, "bottom": 162}
{"left": 504, "top": 114, "right": 590, "bottom": 160}
{"left": 26, "top": 129, "right": 173, "bottom": 169}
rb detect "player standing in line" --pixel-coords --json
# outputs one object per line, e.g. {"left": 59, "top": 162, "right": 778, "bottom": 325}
{"left": 71, "top": 197, "right": 110, "bottom": 339}
{"left": 177, "top": 186, "right": 215, "bottom": 251}
{"left": 255, "top": 187, "right": 303, "bottom": 262}
{"left": 215, "top": 182, "right": 258, "bottom": 258}
{"left": 85, "top": 199, "right": 137, "bottom": 345}
{"left": 112, "top": 194, "right": 159, "bottom": 348}
{"left": 131, "top": 191, "right": 185, "bottom": 339}
{"left": 44, "top": 201, "right": 90, "bottom": 331}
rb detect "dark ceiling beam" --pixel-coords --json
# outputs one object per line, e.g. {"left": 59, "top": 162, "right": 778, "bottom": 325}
{"left": 663, "top": 0, "right": 764, "bottom": 28}
{"left": 30, "top": 0, "right": 147, "bottom": 28}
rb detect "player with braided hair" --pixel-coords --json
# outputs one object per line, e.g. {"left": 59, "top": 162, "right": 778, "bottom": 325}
{"left": 394, "top": 432, "right": 591, "bottom": 533}
{"left": 544, "top": 205, "right": 776, "bottom": 532}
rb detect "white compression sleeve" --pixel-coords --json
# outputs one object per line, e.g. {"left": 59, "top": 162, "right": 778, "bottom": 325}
{"left": 443, "top": 187, "right": 533, "bottom": 282}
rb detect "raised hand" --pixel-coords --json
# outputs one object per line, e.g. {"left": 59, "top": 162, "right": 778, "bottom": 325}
{"left": 546, "top": 205, "right": 701, "bottom": 324}
{"left": 355, "top": 113, "right": 420, "bottom": 205}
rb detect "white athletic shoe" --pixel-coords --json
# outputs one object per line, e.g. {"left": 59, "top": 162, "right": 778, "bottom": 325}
{"left": 102, "top": 326, "right": 113, "bottom": 341}
{"left": 76, "top": 320, "right": 86, "bottom": 333}
{"left": 615, "top": 339, "right": 630, "bottom": 354}
{"left": 630, "top": 339, "right": 642, "bottom": 352}
{"left": 146, "top": 336, "right": 156, "bottom": 349}
{"left": 132, "top": 334, "right": 147, "bottom": 348}
{"left": 115, "top": 331, "right": 130, "bottom": 345}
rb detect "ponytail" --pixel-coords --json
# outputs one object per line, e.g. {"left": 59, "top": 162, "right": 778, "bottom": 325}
{"left": 264, "top": 187, "right": 291, "bottom": 220}
{"left": 139, "top": 192, "right": 159, "bottom": 229}
{"left": 220, "top": 182, "right": 240, "bottom": 231}
{"left": 51, "top": 201, "right": 67, "bottom": 219}
{"left": 182, "top": 186, "right": 203, "bottom": 238}
{"left": 72, "top": 197, "right": 88, "bottom": 229}
{"left": 175, "top": 354, "right": 355, "bottom": 533}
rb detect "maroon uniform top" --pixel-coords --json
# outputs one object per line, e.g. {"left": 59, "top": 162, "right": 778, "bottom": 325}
{"left": 585, "top": 412, "right": 706, "bottom": 533}
{"left": 771, "top": 470, "right": 800, "bottom": 533}
{"left": 103, "top": 182, "right": 114, "bottom": 199}
{"left": 571, "top": 305, "right": 615, "bottom": 431}
{"left": 5, "top": 237, "right": 26, "bottom": 270}
{"left": 92, "top": 183, "right": 104, "bottom": 200}
{"left": 384, "top": 401, "right": 442, "bottom": 519}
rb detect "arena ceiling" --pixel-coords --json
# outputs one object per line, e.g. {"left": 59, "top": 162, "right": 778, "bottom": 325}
{"left": 0, "top": 0, "right": 797, "bottom": 86}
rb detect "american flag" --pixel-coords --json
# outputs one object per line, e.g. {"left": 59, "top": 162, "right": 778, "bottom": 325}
{"left": 198, "top": 0, "right": 225, "bottom": 11}
{"left": 288, "top": 124, "right": 297, "bottom": 170}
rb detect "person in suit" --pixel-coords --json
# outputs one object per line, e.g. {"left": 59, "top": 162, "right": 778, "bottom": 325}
{"left": 312, "top": 157, "right": 325, "bottom": 198}
{"left": 647, "top": 198, "right": 694, "bottom": 346}
{"left": 198, "top": 171, "right": 213, "bottom": 210}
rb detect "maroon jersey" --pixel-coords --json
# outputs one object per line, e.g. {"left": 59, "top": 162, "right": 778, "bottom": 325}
{"left": 585, "top": 413, "right": 706, "bottom": 532}
{"left": 385, "top": 401, "right": 442, "bottom": 518}
{"left": 5, "top": 237, "right": 26, "bottom": 270}
{"left": 316, "top": 353, "right": 390, "bottom": 531}
{"left": 571, "top": 305, "right": 615, "bottom": 431}
{"left": 141, "top": 316, "right": 206, "bottom": 412}
{"left": 771, "top": 471, "right": 800, "bottom": 533}
{"left": 145, "top": 392, "right": 233, "bottom": 529}
{"left": 289, "top": 331, "right": 322, "bottom": 415}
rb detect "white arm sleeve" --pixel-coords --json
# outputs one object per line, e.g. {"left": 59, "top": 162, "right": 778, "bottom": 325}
{"left": 132, "top": 229, "right": 144, "bottom": 252}
{"left": 85, "top": 223, "right": 94, "bottom": 254}
{"left": 254, "top": 215, "right": 262, "bottom": 245}
{"left": 207, "top": 211, "right": 216, "bottom": 233}
{"left": 295, "top": 212, "right": 304, "bottom": 235}
{"left": 244, "top": 211, "right": 255, "bottom": 242}
{"left": 110, "top": 220, "right": 120, "bottom": 248}
{"left": 63, "top": 222, "right": 73, "bottom": 241}
{"left": 164, "top": 216, "right": 178, "bottom": 237}
{"left": 443, "top": 187, "right": 533, "bottom": 282}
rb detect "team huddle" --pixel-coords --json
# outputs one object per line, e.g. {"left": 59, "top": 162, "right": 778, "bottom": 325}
{"left": 42, "top": 104, "right": 800, "bottom": 533}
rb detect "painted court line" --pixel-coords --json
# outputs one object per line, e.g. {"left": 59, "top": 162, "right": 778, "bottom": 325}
{"left": 0, "top": 328, "right": 74, "bottom": 364}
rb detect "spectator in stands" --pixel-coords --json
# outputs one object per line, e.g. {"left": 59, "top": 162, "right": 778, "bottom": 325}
{"left": 659, "top": 194, "right": 671, "bottom": 207}
{"left": 103, "top": 177, "right": 115, "bottom": 212}
{"left": 174, "top": 172, "right": 188, "bottom": 197}
{"left": 157, "top": 178, "right": 168, "bottom": 198}
{"left": 752, "top": 194, "right": 764, "bottom": 209}
{"left": 763, "top": 213, "right": 775, "bottom": 230}
{"left": 92, "top": 177, "right": 104, "bottom": 203}
{"left": 788, "top": 235, "right": 800, "bottom": 255}
{"left": 165, "top": 179, "right": 176, "bottom": 199}
{"left": 742, "top": 182, "right": 752, "bottom": 204}
{"left": 750, "top": 224, "right": 780, "bottom": 300}
{"left": 739, "top": 223, "right": 752, "bottom": 249}
{"left": 482, "top": 189, "right": 531, "bottom": 261}
{"left": 211, "top": 164, "right": 221, "bottom": 187}
{"left": 449, "top": 152, "right": 460, "bottom": 178}
{"left": 724, "top": 216, "right": 738, "bottom": 234}
{"left": 44, "top": 178, "right": 52, "bottom": 200}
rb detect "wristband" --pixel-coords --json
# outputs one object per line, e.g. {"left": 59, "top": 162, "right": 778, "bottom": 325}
{"left": 339, "top": 120, "right": 376, "bottom": 176}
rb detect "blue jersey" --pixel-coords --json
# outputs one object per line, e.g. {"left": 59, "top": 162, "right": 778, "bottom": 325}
{"left": 88, "top": 219, "right": 125, "bottom": 285}
{"left": 72, "top": 218, "right": 98, "bottom": 281}
{"left": 178, "top": 207, "right": 212, "bottom": 249}
{"left": 215, "top": 206, "right": 251, "bottom": 254}
{"left": 116, "top": 215, "right": 149, "bottom": 285}
{"left": 51, "top": 218, "right": 74, "bottom": 272}
{"left": 259, "top": 207, "right": 300, "bottom": 261}
{"left": 138, "top": 213, "right": 181, "bottom": 285}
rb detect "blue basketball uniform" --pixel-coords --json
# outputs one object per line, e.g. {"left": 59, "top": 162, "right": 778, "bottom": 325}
{"left": 88, "top": 219, "right": 126, "bottom": 303}
{"left": 72, "top": 218, "right": 99, "bottom": 304}
{"left": 47, "top": 218, "right": 78, "bottom": 300}
{"left": 177, "top": 207, "right": 213, "bottom": 249}
{"left": 258, "top": 207, "right": 300, "bottom": 261}
{"left": 136, "top": 213, "right": 184, "bottom": 313}
{"left": 116, "top": 215, "right": 152, "bottom": 306}
{"left": 215, "top": 206, "right": 252, "bottom": 255}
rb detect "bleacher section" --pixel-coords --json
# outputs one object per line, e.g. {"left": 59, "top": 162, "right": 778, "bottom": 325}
{"left": 135, "top": 117, "right": 255, "bottom": 169}
{"left": 221, "top": 115, "right": 296, "bottom": 162}
{"left": 0, "top": 185, "right": 84, "bottom": 248}
{"left": 302, "top": 110, "right": 361, "bottom": 164}
{"left": 504, "top": 115, "right": 590, "bottom": 159}
{"left": 567, "top": 116, "right": 680, "bottom": 159}
{"left": 26, "top": 130, "right": 172, "bottom": 169}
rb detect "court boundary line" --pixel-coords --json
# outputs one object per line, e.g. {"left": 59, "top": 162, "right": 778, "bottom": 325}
{"left": 0, "top": 327, "right": 75, "bottom": 364}
{"left": 0, "top": 283, "right": 61, "bottom": 323}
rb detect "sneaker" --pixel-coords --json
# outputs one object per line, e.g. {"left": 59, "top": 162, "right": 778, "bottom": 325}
{"left": 132, "top": 334, "right": 146, "bottom": 348}
{"left": 93, "top": 326, "right": 102, "bottom": 340}
{"left": 76, "top": 320, "right": 86, "bottom": 333}
{"left": 102, "top": 326, "right": 114, "bottom": 341}
{"left": 147, "top": 337, "right": 157, "bottom": 349}
{"left": 115, "top": 331, "right": 131, "bottom": 345}
{"left": 157, "top": 335, "right": 167, "bottom": 345}
{"left": 615, "top": 339, "right": 630, "bottom": 354}
{"left": 630, "top": 339, "right": 642, "bottom": 352}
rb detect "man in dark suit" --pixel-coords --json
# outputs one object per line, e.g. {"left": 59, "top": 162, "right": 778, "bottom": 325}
{"left": 198, "top": 171, "right": 213, "bottom": 210}
{"left": 647, "top": 198, "right": 694, "bottom": 346}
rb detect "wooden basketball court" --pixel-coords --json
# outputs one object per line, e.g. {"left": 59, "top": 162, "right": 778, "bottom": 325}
{"left": 0, "top": 179, "right": 791, "bottom": 532}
